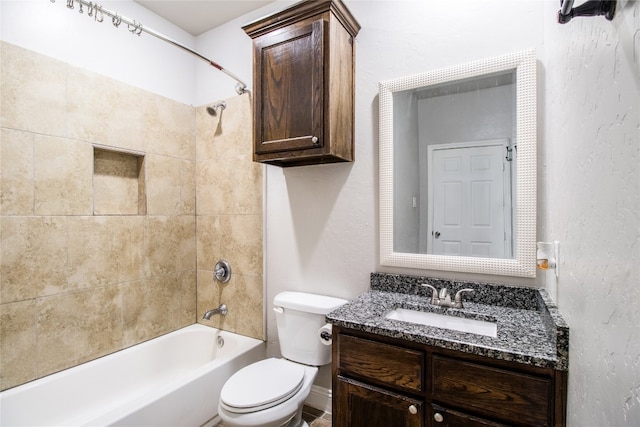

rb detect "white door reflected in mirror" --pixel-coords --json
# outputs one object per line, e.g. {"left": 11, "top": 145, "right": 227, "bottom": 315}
{"left": 427, "top": 141, "right": 512, "bottom": 258}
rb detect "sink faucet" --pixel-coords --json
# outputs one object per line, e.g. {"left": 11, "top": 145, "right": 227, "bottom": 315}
{"left": 422, "top": 284, "right": 474, "bottom": 309}
{"left": 203, "top": 304, "right": 228, "bottom": 320}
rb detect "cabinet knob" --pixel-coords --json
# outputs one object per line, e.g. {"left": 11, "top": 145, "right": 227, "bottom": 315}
{"left": 433, "top": 412, "right": 444, "bottom": 423}
{"left": 311, "top": 136, "right": 319, "bottom": 144}
{"left": 408, "top": 405, "right": 417, "bottom": 415}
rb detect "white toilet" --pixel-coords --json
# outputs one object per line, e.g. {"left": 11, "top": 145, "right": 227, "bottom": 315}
{"left": 218, "top": 291, "right": 347, "bottom": 427}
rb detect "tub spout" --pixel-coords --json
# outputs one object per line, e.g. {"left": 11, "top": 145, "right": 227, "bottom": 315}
{"left": 203, "top": 304, "right": 228, "bottom": 320}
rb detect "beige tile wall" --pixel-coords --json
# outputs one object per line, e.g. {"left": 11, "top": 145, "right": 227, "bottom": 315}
{"left": 195, "top": 95, "right": 264, "bottom": 341}
{"left": 0, "top": 42, "right": 262, "bottom": 391}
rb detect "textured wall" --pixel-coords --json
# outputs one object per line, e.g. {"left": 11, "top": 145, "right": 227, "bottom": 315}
{"left": 541, "top": 1, "right": 640, "bottom": 425}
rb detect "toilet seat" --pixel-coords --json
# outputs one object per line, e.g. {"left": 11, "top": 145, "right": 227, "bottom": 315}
{"left": 220, "top": 358, "right": 305, "bottom": 414}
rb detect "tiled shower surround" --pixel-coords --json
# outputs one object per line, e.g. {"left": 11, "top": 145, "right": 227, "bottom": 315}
{"left": 0, "top": 42, "right": 263, "bottom": 391}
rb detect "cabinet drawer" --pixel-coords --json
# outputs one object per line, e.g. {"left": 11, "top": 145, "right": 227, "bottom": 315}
{"left": 337, "top": 334, "right": 424, "bottom": 393}
{"left": 431, "top": 356, "right": 552, "bottom": 426}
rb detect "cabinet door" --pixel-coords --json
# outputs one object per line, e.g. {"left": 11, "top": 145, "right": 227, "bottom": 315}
{"left": 253, "top": 18, "right": 324, "bottom": 155}
{"left": 334, "top": 376, "right": 423, "bottom": 427}
{"left": 431, "top": 355, "right": 552, "bottom": 426}
{"left": 428, "top": 404, "right": 509, "bottom": 427}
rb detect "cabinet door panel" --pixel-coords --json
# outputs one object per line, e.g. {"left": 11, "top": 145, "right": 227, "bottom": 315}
{"left": 254, "top": 19, "right": 324, "bottom": 154}
{"left": 335, "top": 376, "right": 423, "bottom": 427}
{"left": 431, "top": 355, "right": 551, "bottom": 426}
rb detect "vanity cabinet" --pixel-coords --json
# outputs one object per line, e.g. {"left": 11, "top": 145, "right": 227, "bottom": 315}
{"left": 332, "top": 327, "right": 567, "bottom": 427}
{"left": 242, "top": 0, "right": 360, "bottom": 167}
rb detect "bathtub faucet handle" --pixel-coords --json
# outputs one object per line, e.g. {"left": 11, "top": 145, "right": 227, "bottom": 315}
{"left": 214, "top": 260, "right": 232, "bottom": 283}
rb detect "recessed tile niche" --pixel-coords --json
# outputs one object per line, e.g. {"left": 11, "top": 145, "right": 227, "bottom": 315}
{"left": 93, "top": 147, "right": 146, "bottom": 215}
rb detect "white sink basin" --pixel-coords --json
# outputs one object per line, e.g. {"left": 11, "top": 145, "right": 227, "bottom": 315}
{"left": 385, "top": 308, "right": 497, "bottom": 338}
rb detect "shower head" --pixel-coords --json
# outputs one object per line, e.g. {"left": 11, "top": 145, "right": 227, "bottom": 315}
{"left": 206, "top": 101, "right": 227, "bottom": 116}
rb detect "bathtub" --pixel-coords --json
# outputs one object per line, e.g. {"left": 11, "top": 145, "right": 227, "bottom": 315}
{"left": 0, "top": 324, "right": 265, "bottom": 427}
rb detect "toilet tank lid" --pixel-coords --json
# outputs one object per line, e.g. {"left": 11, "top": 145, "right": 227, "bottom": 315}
{"left": 274, "top": 292, "right": 348, "bottom": 314}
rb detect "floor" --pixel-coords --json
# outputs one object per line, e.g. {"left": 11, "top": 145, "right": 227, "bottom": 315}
{"left": 214, "top": 405, "right": 332, "bottom": 427}
{"left": 301, "top": 405, "right": 332, "bottom": 427}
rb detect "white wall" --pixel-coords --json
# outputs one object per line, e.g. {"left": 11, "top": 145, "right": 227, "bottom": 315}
{"left": 0, "top": 0, "right": 197, "bottom": 105}
{"left": 393, "top": 91, "right": 420, "bottom": 253}
{"left": 263, "top": 0, "right": 546, "bottom": 389}
{"left": 194, "top": 1, "right": 296, "bottom": 105}
{"left": 253, "top": 0, "right": 639, "bottom": 420}
{"left": 541, "top": 0, "right": 640, "bottom": 424}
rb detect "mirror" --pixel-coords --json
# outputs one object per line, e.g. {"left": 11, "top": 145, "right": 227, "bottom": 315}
{"left": 379, "top": 50, "right": 537, "bottom": 277}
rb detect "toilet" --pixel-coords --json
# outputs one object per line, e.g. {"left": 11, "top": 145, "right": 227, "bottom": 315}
{"left": 218, "top": 291, "right": 348, "bottom": 427}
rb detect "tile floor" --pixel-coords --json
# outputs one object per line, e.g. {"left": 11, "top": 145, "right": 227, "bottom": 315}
{"left": 214, "top": 405, "right": 331, "bottom": 427}
{"left": 302, "top": 405, "right": 332, "bottom": 427}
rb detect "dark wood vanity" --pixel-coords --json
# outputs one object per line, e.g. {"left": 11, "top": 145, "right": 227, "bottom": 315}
{"left": 328, "top": 274, "right": 569, "bottom": 427}
{"left": 332, "top": 327, "right": 567, "bottom": 427}
{"left": 243, "top": 0, "right": 360, "bottom": 167}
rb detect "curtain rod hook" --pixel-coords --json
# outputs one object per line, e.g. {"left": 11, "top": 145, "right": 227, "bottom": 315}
{"left": 112, "top": 14, "right": 122, "bottom": 28}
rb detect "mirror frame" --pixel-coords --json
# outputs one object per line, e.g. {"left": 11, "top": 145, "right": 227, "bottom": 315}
{"left": 379, "top": 49, "right": 537, "bottom": 277}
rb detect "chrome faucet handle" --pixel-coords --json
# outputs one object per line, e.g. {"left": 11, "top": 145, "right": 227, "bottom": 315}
{"left": 421, "top": 284, "right": 439, "bottom": 304}
{"left": 454, "top": 289, "right": 474, "bottom": 308}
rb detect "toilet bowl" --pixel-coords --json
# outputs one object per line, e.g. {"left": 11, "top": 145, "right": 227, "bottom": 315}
{"left": 217, "top": 292, "right": 347, "bottom": 427}
{"left": 218, "top": 358, "right": 317, "bottom": 427}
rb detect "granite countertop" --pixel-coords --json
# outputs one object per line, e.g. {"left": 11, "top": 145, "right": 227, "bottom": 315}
{"left": 326, "top": 273, "right": 569, "bottom": 370}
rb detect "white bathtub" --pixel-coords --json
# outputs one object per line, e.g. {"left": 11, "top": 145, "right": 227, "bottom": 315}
{"left": 0, "top": 324, "right": 265, "bottom": 427}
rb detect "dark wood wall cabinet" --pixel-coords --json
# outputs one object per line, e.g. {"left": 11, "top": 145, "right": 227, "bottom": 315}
{"left": 332, "top": 327, "right": 568, "bottom": 427}
{"left": 243, "top": 0, "right": 360, "bottom": 167}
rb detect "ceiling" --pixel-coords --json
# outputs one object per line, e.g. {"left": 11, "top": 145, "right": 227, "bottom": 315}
{"left": 134, "top": 1, "right": 276, "bottom": 36}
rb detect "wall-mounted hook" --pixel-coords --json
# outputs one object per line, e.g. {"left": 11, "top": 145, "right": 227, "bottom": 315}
{"left": 214, "top": 260, "right": 232, "bottom": 283}
{"left": 558, "top": 0, "right": 616, "bottom": 24}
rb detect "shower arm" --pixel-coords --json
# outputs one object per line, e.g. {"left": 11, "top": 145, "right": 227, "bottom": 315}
{"left": 52, "top": 0, "right": 249, "bottom": 95}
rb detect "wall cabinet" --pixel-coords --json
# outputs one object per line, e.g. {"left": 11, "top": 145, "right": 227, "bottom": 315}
{"left": 243, "top": 0, "right": 360, "bottom": 167}
{"left": 332, "top": 327, "right": 567, "bottom": 427}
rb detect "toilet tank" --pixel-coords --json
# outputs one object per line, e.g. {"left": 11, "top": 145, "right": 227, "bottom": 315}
{"left": 273, "top": 292, "right": 348, "bottom": 366}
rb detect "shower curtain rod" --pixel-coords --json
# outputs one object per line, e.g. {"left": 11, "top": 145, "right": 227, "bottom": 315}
{"left": 52, "top": 0, "right": 248, "bottom": 95}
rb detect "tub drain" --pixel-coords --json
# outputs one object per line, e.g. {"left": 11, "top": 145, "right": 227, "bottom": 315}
{"left": 217, "top": 336, "right": 224, "bottom": 348}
